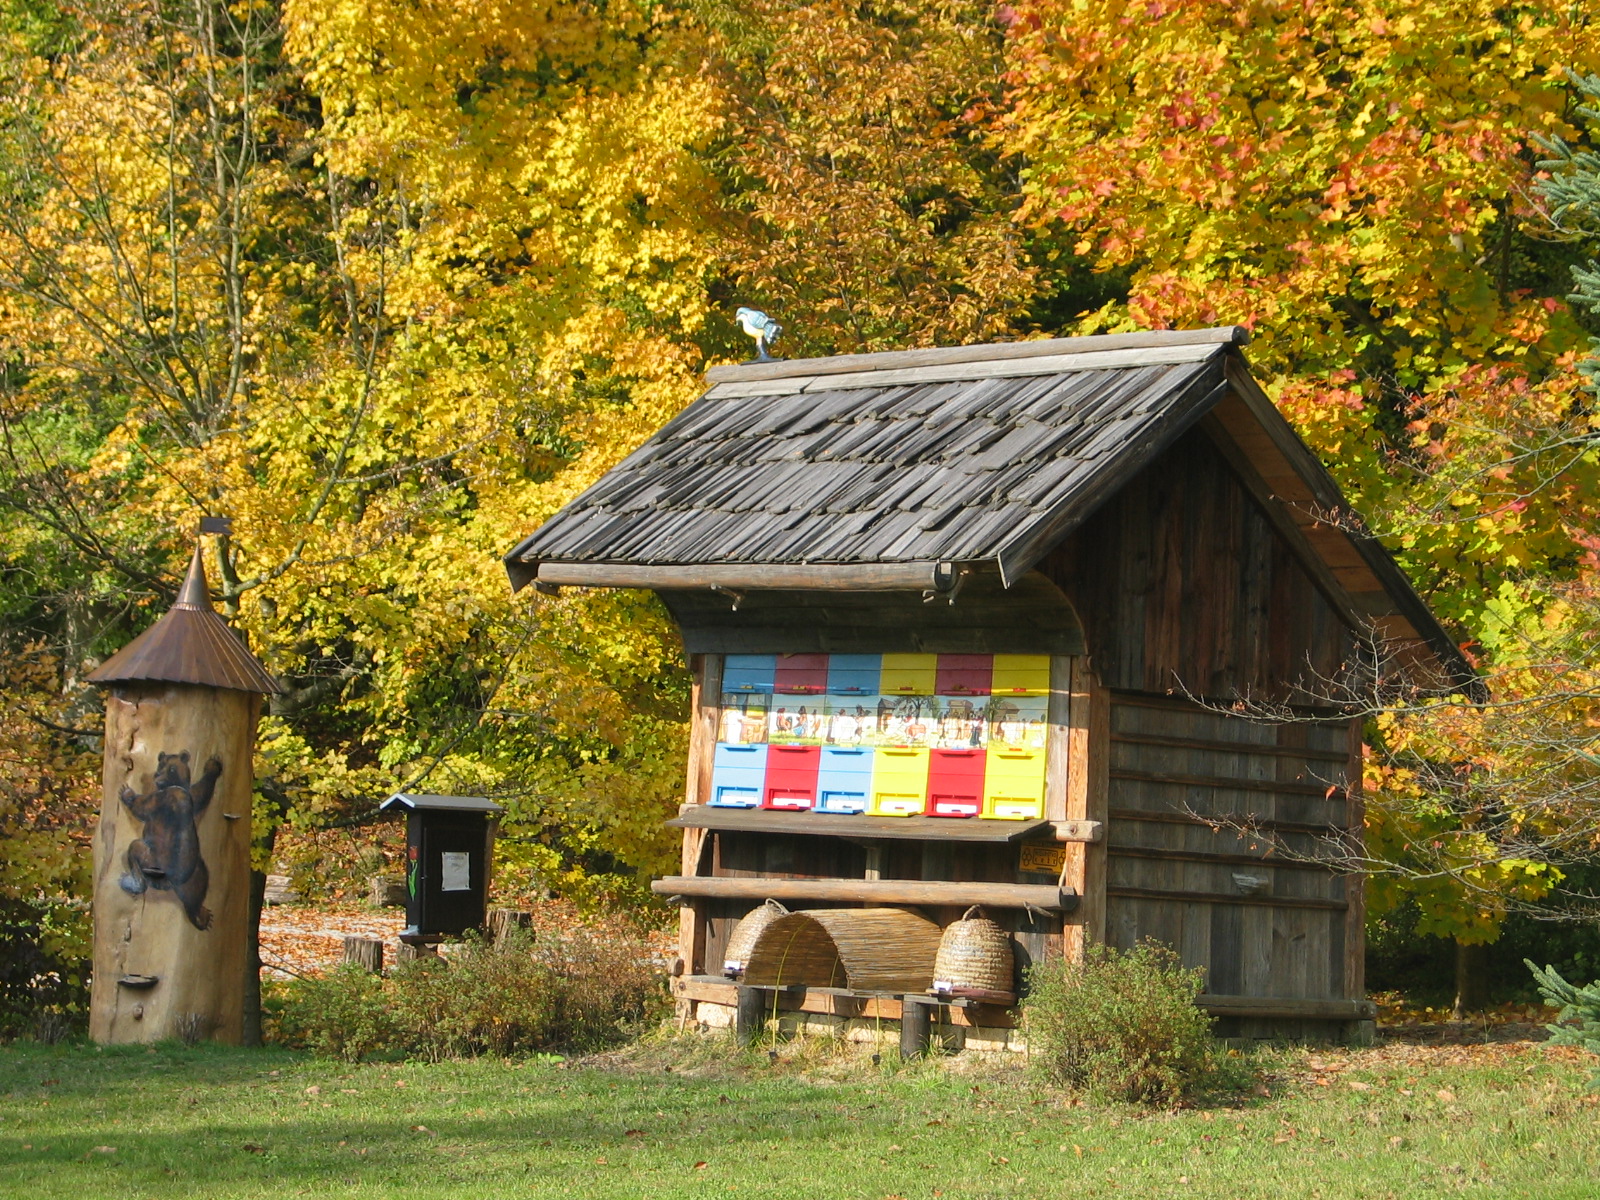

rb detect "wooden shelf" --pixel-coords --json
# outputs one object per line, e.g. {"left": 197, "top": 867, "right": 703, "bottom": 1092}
{"left": 667, "top": 806, "right": 1051, "bottom": 843}
{"left": 652, "top": 875, "right": 1077, "bottom": 911}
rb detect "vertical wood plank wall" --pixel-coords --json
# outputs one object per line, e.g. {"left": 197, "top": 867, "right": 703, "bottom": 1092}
{"left": 1040, "top": 423, "right": 1367, "bottom": 1013}
{"left": 1102, "top": 693, "right": 1358, "bottom": 1006}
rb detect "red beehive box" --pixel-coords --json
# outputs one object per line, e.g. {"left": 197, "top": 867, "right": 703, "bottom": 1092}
{"left": 774, "top": 653, "right": 829, "bottom": 694}
{"left": 927, "top": 747, "right": 986, "bottom": 817}
{"left": 935, "top": 654, "right": 992, "bottom": 696}
{"left": 763, "top": 743, "right": 821, "bottom": 810}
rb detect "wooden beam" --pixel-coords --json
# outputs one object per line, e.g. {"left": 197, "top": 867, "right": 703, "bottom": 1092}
{"left": 705, "top": 326, "right": 1248, "bottom": 385}
{"left": 1343, "top": 719, "right": 1367, "bottom": 1003}
{"left": 652, "top": 876, "right": 1077, "bottom": 911}
{"left": 534, "top": 561, "right": 952, "bottom": 593}
{"left": 708, "top": 343, "right": 1224, "bottom": 397}
{"left": 1109, "top": 807, "right": 1347, "bottom": 837}
{"left": 678, "top": 654, "right": 722, "bottom": 980}
{"left": 1107, "top": 844, "right": 1336, "bottom": 872}
{"left": 1106, "top": 885, "right": 1346, "bottom": 912}
{"left": 666, "top": 806, "right": 1052, "bottom": 844}
{"left": 1110, "top": 730, "right": 1350, "bottom": 764}
{"left": 1110, "top": 767, "right": 1344, "bottom": 799}
{"left": 670, "top": 977, "right": 1018, "bottom": 1028}
{"left": 1200, "top": 994, "right": 1376, "bottom": 1021}
{"left": 1061, "top": 658, "right": 1109, "bottom": 960}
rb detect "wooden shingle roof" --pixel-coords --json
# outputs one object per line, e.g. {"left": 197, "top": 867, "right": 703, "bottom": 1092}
{"left": 507, "top": 331, "right": 1236, "bottom": 592}
{"left": 505, "top": 326, "right": 1476, "bottom": 691}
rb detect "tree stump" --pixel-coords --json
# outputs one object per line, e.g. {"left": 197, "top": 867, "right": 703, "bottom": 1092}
{"left": 342, "top": 936, "right": 384, "bottom": 974}
{"left": 368, "top": 875, "right": 407, "bottom": 908}
{"left": 487, "top": 908, "right": 533, "bottom": 948}
{"left": 394, "top": 941, "right": 439, "bottom": 966}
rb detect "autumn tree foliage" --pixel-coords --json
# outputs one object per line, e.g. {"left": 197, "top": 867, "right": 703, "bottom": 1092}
{"left": 3, "top": 0, "right": 1600, "bottom": 1028}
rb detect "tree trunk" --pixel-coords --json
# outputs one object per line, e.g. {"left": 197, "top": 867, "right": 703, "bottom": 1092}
{"left": 1452, "top": 940, "right": 1488, "bottom": 1020}
{"left": 90, "top": 683, "right": 262, "bottom": 1044}
{"left": 241, "top": 862, "right": 270, "bottom": 1046}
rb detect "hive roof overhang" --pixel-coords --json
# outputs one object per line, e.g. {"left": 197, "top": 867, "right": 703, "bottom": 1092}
{"left": 504, "top": 326, "right": 1479, "bottom": 695}
{"left": 87, "top": 546, "right": 282, "bottom": 695}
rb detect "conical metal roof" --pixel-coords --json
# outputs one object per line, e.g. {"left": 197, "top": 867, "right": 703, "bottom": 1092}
{"left": 87, "top": 546, "right": 282, "bottom": 694}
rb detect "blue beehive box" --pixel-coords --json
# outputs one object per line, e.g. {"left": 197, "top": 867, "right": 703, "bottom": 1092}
{"left": 710, "top": 743, "right": 769, "bottom": 807}
{"left": 723, "top": 654, "right": 777, "bottom": 694}
{"left": 826, "top": 653, "right": 881, "bottom": 696}
{"left": 815, "top": 745, "right": 874, "bottom": 814}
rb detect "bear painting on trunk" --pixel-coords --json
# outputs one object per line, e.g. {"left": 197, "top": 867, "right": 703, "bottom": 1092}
{"left": 118, "top": 750, "right": 222, "bottom": 930}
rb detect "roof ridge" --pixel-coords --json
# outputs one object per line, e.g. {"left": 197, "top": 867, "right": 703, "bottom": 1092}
{"left": 705, "top": 325, "right": 1248, "bottom": 386}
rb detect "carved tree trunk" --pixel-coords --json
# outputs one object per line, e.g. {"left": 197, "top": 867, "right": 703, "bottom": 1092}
{"left": 89, "top": 682, "right": 262, "bottom": 1044}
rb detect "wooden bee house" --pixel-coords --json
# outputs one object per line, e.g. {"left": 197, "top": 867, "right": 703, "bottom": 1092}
{"left": 504, "top": 327, "right": 1477, "bottom": 1044}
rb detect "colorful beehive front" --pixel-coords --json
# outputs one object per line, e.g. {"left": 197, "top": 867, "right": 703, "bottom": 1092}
{"left": 711, "top": 743, "right": 768, "bottom": 807}
{"left": 705, "top": 653, "right": 1054, "bottom": 820}
{"left": 815, "top": 745, "right": 874, "bottom": 813}
{"left": 763, "top": 744, "right": 820, "bottom": 809}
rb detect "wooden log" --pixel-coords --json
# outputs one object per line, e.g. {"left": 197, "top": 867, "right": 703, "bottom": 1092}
{"left": 342, "top": 936, "right": 384, "bottom": 974}
{"left": 652, "top": 875, "right": 1076, "bottom": 911}
{"left": 735, "top": 984, "right": 766, "bottom": 1046}
{"left": 89, "top": 684, "right": 261, "bottom": 1046}
{"left": 486, "top": 909, "right": 533, "bottom": 948}
{"left": 899, "top": 997, "right": 931, "bottom": 1059}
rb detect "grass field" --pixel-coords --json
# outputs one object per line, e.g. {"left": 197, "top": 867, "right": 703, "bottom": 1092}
{"left": 1, "top": 1033, "right": 1597, "bottom": 1199}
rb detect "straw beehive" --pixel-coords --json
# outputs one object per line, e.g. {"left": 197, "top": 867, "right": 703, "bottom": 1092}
{"left": 742, "top": 907, "right": 942, "bottom": 993}
{"left": 932, "top": 905, "right": 1014, "bottom": 996}
{"left": 722, "top": 898, "right": 788, "bottom": 977}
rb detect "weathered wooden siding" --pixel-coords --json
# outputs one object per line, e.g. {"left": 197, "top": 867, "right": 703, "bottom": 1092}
{"left": 1101, "top": 693, "right": 1359, "bottom": 1008}
{"left": 1041, "top": 425, "right": 1356, "bottom": 703}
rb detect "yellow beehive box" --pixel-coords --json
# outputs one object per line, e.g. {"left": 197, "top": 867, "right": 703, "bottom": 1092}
{"left": 981, "top": 746, "right": 1046, "bottom": 820}
{"left": 990, "top": 654, "right": 1051, "bottom": 696}
{"left": 869, "top": 746, "right": 930, "bottom": 816}
{"left": 879, "top": 653, "right": 937, "bottom": 696}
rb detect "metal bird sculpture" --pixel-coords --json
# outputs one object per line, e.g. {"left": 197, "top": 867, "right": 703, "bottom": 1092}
{"left": 736, "top": 307, "right": 783, "bottom": 362}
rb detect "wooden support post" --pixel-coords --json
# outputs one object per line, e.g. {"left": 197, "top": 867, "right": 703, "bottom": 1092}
{"left": 899, "top": 998, "right": 931, "bottom": 1059}
{"left": 1060, "top": 658, "right": 1110, "bottom": 961}
{"left": 1343, "top": 719, "right": 1366, "bottom": 1004}
{"left": 735, "top": 984, "right": 765, "bottom": 1046}
{"left": 679, "top": 654, "right": 722, "bottom": 985}
{"left": 342, "top": 936, "right": 384, "bottom": 974}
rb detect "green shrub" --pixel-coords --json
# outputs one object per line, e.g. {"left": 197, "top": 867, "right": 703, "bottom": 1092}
{"left": 1527, "top": 959, "right": 1600, "bottom": 1088}
{"left": 274, "top": 923, "right": 666, "bottom": 1062}
{"left": 1024, "top": 940, "right": 1219, "bottom": 1105}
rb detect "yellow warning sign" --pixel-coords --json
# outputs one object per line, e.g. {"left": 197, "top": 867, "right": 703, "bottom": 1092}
{"left": 1018, "top": 842, "right": 1066, "bottom": 875}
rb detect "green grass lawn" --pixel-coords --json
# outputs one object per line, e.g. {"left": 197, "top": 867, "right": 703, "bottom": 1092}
{"left": 1, "top": 1035, "right": 1597, "bottom": 1199}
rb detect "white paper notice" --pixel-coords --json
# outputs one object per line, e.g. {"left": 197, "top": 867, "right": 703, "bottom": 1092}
{"left": 440, "top": 851, "right": 471, "bottom": 892}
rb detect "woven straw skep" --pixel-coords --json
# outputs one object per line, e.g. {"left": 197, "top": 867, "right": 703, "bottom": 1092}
{"left": 722, "top": 898, "right": 789, "bottom": 977}
{"left": 743, "top": 907, "right": 942, "bottom": 993}
{"left": 932, "top": 905, "right": 1014, "bottom": 994}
